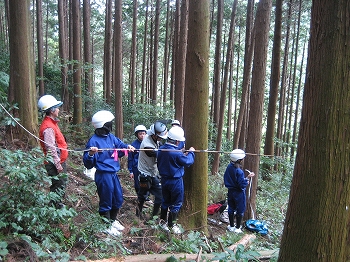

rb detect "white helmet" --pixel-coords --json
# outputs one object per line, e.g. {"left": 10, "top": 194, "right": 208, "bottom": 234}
{"left": 38, "top": 95, "right": 63, "bottom": 112}
{"left": 229, "top": 149, "right": 246, "bottom": 162}
{"left": 147, "top": 121, "right": 168, "bottom": 139}
{"left": 167, "top": 126, "right": 185, "bottom": 141}
{"left": 171, "top": 119, "right": 181, "bottom": 126}
{"left": 92, "top": 110, "right": 115, "bottom": 128}
{"left": 134, "top": 125, "right": 147, "bottom": 135}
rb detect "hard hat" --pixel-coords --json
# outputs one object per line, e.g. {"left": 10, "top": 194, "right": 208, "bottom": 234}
{"left": 134, "top": 125, "right": 147, "bottom": 135}
{"left": 229, "top": 149, "right": 246, "bottom": 162}
{"left": 167, "top": 126, "right": 185, "bottom": 141}
{"left": 92, "top": 110, "right": 115, "bottom": 128}
{"left": 38, "top": 95, "right": 63, "bottom": 112}
{"left": 171, "top": 119, "right": 181, "bottom": 126}
{"left": 147, "top": 121, "right": 168, "bottom": 139}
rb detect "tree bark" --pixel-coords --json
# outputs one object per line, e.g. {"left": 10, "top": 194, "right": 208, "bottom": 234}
{"left": 181, "top": 0, "right": 210, "bottom": 233}
{"left": 129, "top": 0, "right": 137, "bottom": 104}
{"left": 264, "top": 0, "right": 282, "bottom": 158}
{"left": 8, "top": 0, "right": 38, "bottom": 145}
{"left": 103, "top": 0, "right": 112, "bottom": 103}
{"left": 233, "top": 0, "right": 254, "bottom": 149}
{"left": 174, "top": 0, "right": 188, "bottom": 121}
{"left": 279, "top": 0, "right": 350, "bottom": 260}
{"left": 244, "top": 0, "right": 272, "bottom": 220}
{"left": 58, "top": 0, "right": 69, "bottom": 112}
{"left": 72, "top": 0, "right": 82, "bottom": 125}
{"left": 113, "top": 0, "right": 123, "bottom": 138}
{"left": 36, "top": 0, "right": 44, "bottom": 96}
{"left": 211, "top": 0, "right": 238, "bottom": 176}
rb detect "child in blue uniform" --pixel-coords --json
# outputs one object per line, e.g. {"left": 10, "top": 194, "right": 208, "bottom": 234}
{"left": 157, "top": 126, "right": 195, "bottom": 234}
{"left": 128, "top": 125, "right": 147, "bottom": 194}
{"left": 224, "top": 149, "right": 255, "bottom": 233}
{"left": 83, "top": 110, "right": 135, "bottom": 236}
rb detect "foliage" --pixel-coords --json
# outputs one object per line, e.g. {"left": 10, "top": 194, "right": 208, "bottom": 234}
{"left": 212, "top": 244, "right": 260, "bottom": 262}
{"left": 0, "top": 149, "right": 76, "bottom": 229}
{"left": 0, "top": 148, "right": 127, "bottom": 261}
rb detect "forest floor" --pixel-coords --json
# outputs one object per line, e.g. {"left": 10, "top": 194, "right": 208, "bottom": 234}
{"left": 1, "top": 133, "right": 277, "bottom": 261}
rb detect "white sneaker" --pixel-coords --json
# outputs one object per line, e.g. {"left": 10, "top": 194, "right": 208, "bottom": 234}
{"left": 227, "top": 225, "right": 235, "bottom": 232}
{"left": 233, "top": 227, "right": 243, "bottom": 234}
{"left": 105, "top": 226, "right": 122, "bottom": 236}
{"left": 112, "top": 220, "right": 125, "bottom": 231}
{"left": 171, "top": 224, "right": 182, "bottom": 234}
{"left": 159, "top": 220, "right": 170, "bottom": 232}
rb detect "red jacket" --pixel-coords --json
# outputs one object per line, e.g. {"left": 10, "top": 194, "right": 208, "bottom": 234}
{"left": 39, "top": 116, "right": 68, "bottom": 163}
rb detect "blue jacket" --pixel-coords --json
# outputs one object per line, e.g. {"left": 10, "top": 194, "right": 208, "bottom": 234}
{"left": 157, "top": 143, "right": 195, "bottom": 179}
{"left": 83, "top": 133, "right": 129, "bottom": 173}
{"left": 128, "top": 139, "right": 142, "bottom": 173}
{"left": 223, "top": 162, "right": 248, "bottom": 191}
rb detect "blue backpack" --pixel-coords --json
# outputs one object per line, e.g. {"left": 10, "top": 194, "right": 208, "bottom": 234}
{"left": 245, "top": 219, "right": 268, "bottom": 236}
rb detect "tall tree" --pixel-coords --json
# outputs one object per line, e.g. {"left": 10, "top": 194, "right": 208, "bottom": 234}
{"left": 244, "top": 0, "right": 272, "bottom": 220}
{"left": 279, "top": 0, "right": 350, "bottom": 260}
{"left": 83, "top": 0, "right": 93, "bottom": 100}
{"left": 264, "top": 0, "right": 283, "bottom": 159}
{"left": 140, "top": 0, "right": 149, "bottom": 104}
{"left": 113, "top": 0, "right": 123, "bottom": 138}
{"left": 36, "top": 0, "right": 44, "bottom": 96}
{"left": 103, "top": 0, "right": 112, "bottom": 103}
{"left": 151, "top": 0, "right": 160, "bottom": 104}
{"left": 211, "top": 0, "right": 223, "bottom": 126}
{"left": 211, "top": 0, "right": 238, "bottom": 175}
{"left": 174, "top": 0, "right": 188, "bottom": 121}
{"left": 233, "top": 0, "right": 254, "bottom": 149}
{"left": 58, "top": 0, "right": 69, "bottom": 111}
{"left": 8, "top": 0, "right": 38, "bottom": 145}
{"left": 181, "top": 0, "right": 210, "bottom": 233}
{"left": 72, "top": 0, "right": 82, "bottom": 125}
{"left": 129, "top": 0, "right": 137, "bottom": 104}
{"left": 162, "top": 0, "right": 171, "bottom": 105}
{"left": 276, "top": 0, "right": 292, "bottom": 157}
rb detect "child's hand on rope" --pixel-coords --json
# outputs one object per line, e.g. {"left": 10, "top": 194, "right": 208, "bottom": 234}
{"left": 88, "top": 147, "right": 99, "bottom": 156}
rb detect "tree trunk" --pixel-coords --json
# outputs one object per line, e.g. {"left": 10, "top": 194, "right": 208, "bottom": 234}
{"left": 113, "top": 0, "right": 123, "bottom": 138}
{"left": 8, "top": 0, "right": 38, "bottom": 145}
{"left": 83, "top": 0, "right": 93, "bottom": 103}
{"left": 211, "top": 0, "right": 238, "bottom": 176}
{"left": 211, "top": 0, "right": 223, "bottom": 127}
{"left": 244, "top": 0, "right": 272, "bottom": 220}
{"left": 233, "top": 0, "right": 254, "bottom": 149}
{"left": 140, "top": 0, "right": 149, "bottom": 104}
{"left": 174, "top": 0, "right": 188, "bottom": 121}
{"left": 151, "top": 0, "right": 160, "bottom": 105}
{"left": 162, "top": 0, "right": 170, "bottom": 105}
{"left": 264, "top": 0, "right": 282, "bottom": 158}
{"left": 181, "top": 0, "right": 210, "bottom": 234}
{"left": 36, "top": 0, "right": 44, "bottom": 96}
{"left": 72, "top": 0, "right": 82, "bottom": 125}
{"left": 129, "top": 0, "right": 137, "bottom": 104}
{"left": 279, "top": 0, "right": 350, "bottom": 260}
{"left": 58, "top": 0, "right": 69, "bottom": 112}
{"left": 103, "top": 0, "right": 112, "bottom": 103}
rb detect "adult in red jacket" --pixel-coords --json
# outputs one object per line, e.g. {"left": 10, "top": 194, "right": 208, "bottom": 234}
{"left": 38, "top": 95, "right": 68, "bottom": 209}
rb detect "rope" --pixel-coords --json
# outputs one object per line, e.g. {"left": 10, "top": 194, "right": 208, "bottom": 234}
{"left": 0, "top": 102, "right": 278, "bottom": 157}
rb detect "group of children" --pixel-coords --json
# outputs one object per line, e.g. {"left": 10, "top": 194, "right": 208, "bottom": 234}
{"left": 38, "top": 94, "right": 255, "bottom": 237}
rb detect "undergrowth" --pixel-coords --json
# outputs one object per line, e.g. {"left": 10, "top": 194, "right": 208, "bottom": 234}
{"left": 0, "top": 145, "right": 292, "bottom": 261}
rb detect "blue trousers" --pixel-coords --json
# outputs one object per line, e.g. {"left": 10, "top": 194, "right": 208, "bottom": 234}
{"left": 95, "top": 171, "right": 123, "bottom": 213}
{"left": 161, "top": 178, "right": 183, "bottom": 213}
{"left": 227, "top": 189, "right": 246, "bottom": 216}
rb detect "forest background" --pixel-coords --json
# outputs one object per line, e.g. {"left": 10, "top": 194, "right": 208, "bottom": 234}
{"left": 0, "top": 0, "right": 349, "bottom": 261}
